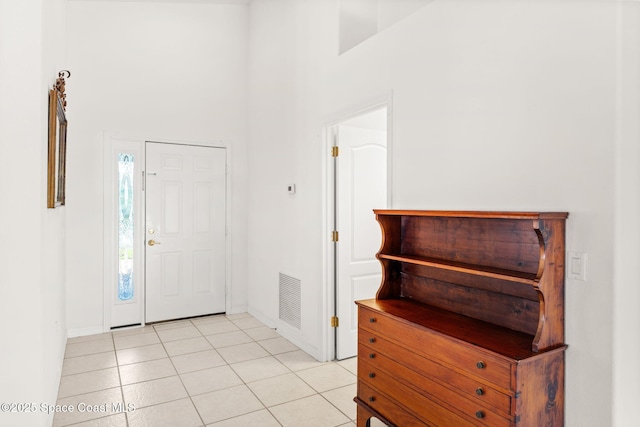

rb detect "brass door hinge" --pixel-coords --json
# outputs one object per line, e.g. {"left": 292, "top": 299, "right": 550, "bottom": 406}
{"left": 331, "top": 316, "right": 339, "bottom": 327}
{"left": 331, "top": 231, "right": 339, "bottom": 242}
{"left": 331, "top": 146, "right": 339, "bottom": 157}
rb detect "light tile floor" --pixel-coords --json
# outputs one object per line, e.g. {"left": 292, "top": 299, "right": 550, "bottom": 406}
{"left": 53, "top": 313, "right": 366, "bottom": 427}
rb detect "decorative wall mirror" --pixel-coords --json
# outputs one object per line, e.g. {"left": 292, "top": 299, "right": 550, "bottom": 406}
{"left": 47, "top": 70, "right": 70, "bottom": 208}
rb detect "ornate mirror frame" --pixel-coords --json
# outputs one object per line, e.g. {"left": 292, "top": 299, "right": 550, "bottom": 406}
{"left": 47, "top": 70, "right": 70, "bottom": 208}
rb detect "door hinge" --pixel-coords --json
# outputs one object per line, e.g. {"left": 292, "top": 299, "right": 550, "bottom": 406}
{"left": 331, "top": 146, "right": 339, "bottom": 157}
{"left": 331, "top": 230, "right": 339, "bottom": 242}
{"left": 331, "top": 316, "right": 339, "bottom": 327}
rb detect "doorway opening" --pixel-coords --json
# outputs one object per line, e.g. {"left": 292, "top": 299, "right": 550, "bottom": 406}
{"left": 328, "top": 105, "right": 390, "bottom": 360}
{"left": 104, "top": 137, "right": 228, "bottom": 330}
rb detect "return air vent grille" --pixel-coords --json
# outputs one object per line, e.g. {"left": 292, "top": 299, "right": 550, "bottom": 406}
{"left": 279, "top": 273, "right": 301, "bottom": 330}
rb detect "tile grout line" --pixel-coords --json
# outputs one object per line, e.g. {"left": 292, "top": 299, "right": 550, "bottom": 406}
{"left": 155, "top": 318, "right": 208, "bottom": 427}
{"left": 61, "top": 332, "right": 123, "bottom": 427}
{"left": 213, "top": 317, "right": 287, "bottom": 426}
{"left": 289, "top": 361, "right": 358, "bottom": 423}
{"left": 57, "top": 314, "right": 358, "bottom": 426}
{"left": 150, "top": 315, "right": 281, "bottom": 425}
{"left": 207, "top": 315, "right": 286, "bottom": 425}
{"left": 112, "top": 331, "right": 130, "bottom": 427}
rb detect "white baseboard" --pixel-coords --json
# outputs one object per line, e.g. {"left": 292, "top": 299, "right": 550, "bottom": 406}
{"left": 247, "top": 306, "right": 277, "bottom": 329}
{"left": 67, "top": 326, "right": 105, "bottom": 338}
{"left": 226, "top": 305, "right": 248, "bottom": 316}
{"left": 275, "top": 320, "right": 322, "bottom": 361}
{"left": 246, "top": 307, "right": 322, "bottom": 360}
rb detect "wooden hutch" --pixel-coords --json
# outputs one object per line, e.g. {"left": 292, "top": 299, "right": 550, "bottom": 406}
{"left": 355, "top": 210, "right": 568, "bottom": 426}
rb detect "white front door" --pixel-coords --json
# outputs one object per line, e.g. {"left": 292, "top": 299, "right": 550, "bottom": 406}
{"left": 335, "top": 108, "right": 388, "bottom": 360}
{"left": 145, "top": 142, "right": 226, "bottom": 323}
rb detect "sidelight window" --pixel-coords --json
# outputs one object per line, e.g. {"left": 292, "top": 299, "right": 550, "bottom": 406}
{"left": 118, "top": 153, "right": 134, "bottom": 301}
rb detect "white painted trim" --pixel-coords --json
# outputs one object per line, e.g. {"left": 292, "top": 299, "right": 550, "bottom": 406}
{"left": 223, "top": 143, "right": 233, "bottom": 315}
{"left": 67, "top": 326, "right": 105, "bottom": 339}
{"left": 102, "top": 134, "right": 112, "bottom": 333}
{"left": 320, "top": 92, "right": 394, "bottom": 362}
{"left": 320, "top": 127, "right": 335, "bottom": 363}
{"left": 226, "top": 305, "right": 248, "bottom": 315}
{"left": 386, "top": 94, "right": 395, "bottom": 209}
{"left": 277, "top": 320, "right": 321, "bottom": 360}
{"left": 247, "top": 306, "right": 320, "bottom": 360}
{"left": 247, "top": 306, "right": 277, "bottom": 329}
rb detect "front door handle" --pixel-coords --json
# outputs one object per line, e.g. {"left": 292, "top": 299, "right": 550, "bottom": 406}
{"left": 148, "top": 239, "right": 161, "bottom": 246}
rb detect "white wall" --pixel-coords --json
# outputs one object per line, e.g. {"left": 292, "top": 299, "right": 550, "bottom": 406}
{"left": 247, "top": 0, "right": 639, "bottom": 425}
{"left": 65, "top": 0, "right": 249, "bottom": 334}
{"left": 0, "top": 0, "right": 68, "bottom": 425}
{"left": 3, "top": 1, "right": 636, "bottom": 425}
{"left": 612, "top": 3, "right": 640, "bottom": 426}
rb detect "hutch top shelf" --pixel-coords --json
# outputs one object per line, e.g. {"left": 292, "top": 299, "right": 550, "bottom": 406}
{"left": 373, "top": 210, "right": 568, "bottom": 352}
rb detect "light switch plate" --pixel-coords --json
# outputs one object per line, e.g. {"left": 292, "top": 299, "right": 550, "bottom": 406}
{"left": 567, "top": 252, "right": 587, "bottom": 281}
{"left": 287, "top": 184, "right": 296, "bottom": 194}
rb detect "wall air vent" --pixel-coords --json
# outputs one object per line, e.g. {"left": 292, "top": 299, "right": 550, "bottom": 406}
{"left": 279, "top": 273, "right": 301, "bottom": 330}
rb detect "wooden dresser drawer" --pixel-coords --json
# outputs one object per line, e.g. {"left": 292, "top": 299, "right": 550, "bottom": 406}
{"left": 359, "top": 329, "right": 512, "bottom": 415}
{"left": 359, "top": 358, "right": 511, "bottom": 427}
{"left": 359, "top": 306, "right": 513, "bottom": 389}
{"left": 359, "top": 355, "right": 512, "bottom": 426}
{"left": 357, "top": 382, "right": 426, "bottom": 427}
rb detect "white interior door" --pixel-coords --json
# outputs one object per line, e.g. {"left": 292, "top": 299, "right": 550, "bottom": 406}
{"left": 145, "top": 142, "right": 226, "bottom": 323}
{"left": 335, "top": 108, "right": 388, "bottom": 360}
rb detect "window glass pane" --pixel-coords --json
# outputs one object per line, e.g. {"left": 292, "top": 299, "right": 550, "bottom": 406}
{"left": 118, "top": 153, "right": 134, "bottom": 301}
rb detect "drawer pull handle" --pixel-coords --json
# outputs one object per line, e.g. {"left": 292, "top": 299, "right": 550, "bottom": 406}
{"left": 368, "top": 372, "right": 376, "bottom": 378}
{"left": 369, "top": 318, "right": 377, "bottom": 323}
{"left": 476, "top": 411, "right": 485, "bottom": 419}
{"left": 475, "top": 387, "right": 484, "bottom": 396}
{"left": 476, "top": 361, "right": 486, "bottom": 369}
{"left": 368, "top": 337, "right": 376, "bottom": 344}
{"left": 369, "top": 353, "right": 376, "bottom": 359}
{"left": 368, "top": 396, "right": 376, "bottom": 403}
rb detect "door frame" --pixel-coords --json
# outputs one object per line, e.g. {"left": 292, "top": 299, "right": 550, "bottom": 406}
{"left": 320, "top": 95, "right": 393, "bottom": 361}
{"left": 102, "top": 135, "right": 146, "bottom": 330}
{"left": 103, "top": 134, "right": 232, "bottom": 331}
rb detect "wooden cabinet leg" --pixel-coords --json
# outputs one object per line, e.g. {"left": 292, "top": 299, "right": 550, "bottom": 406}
{"left": 357, "top": 404, "right": 371, "bottom": 427}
